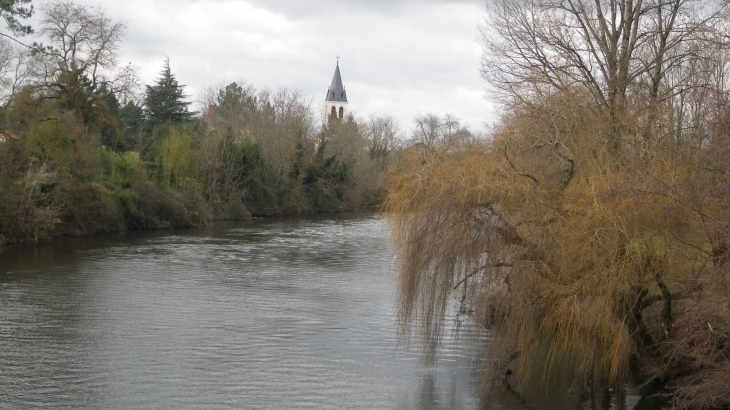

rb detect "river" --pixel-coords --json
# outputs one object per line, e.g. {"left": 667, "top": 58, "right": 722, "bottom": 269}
{"left": 0, "top": 213, "right": 663, "bottom": 409}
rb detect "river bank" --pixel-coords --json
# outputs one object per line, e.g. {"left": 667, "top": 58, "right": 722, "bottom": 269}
{"left": 0, "top": 134, "right": 383, "bottom": 246}
{"left": 0, "top": 183, "right": 379, "bottom": 247}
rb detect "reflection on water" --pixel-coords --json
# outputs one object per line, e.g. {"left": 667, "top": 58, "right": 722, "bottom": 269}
{"left": 0, "top": 213, "right": 662, "bottom": 409}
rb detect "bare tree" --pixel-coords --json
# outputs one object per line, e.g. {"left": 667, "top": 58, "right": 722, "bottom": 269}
{"left": 411, "top": 114, "right": 442, "bottom": 149}
{"left": 363, "top": 114, "right": 400, "bottom": 164}
{"left": 35, "top": 1, "right": 137, "bottom": 124}
{"left": 255, "top": 88, "right": 316, "bottom": 180}
{"left": 0, "top": 36, "right": 35, "bottom": 127}
{"left": 411, "top": 113, "right": 473, "bottom": 151}
{"left": 480, "top": 0, "right": 728, "bottom": 152}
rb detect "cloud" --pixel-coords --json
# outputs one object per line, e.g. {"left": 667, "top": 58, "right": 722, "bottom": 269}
{"left": 36, "top": 0, "right": 495, "bottom": 132}
{"left": 230, "top": 0, "right": 485, "bottom": 18}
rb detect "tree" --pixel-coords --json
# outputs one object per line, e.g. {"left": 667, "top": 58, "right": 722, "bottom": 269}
{"left": 363, "top": 114, "right": 400, "bottom": 166}
{"left": 0, "top": 0, "right": 33, "bottom": 37}
{"left": 160, "top": 127, "right": 196, "bottom": 189}
{"left": 0, "top": 36, "right": 35, "bottom": 130}
{"left": 200, "top": 83, "right": 323, "bottom": 214}
{"left": 411, "top": 113, "right": 472, "bottom": 151}
{"left": 480, "top": 0, "right": 728, "bottom": 154}
{"left": 386, "top": 0, "right": 730, "bottom": 406}
{"left": 96, "top": 89, "right": 124, "bottom": 151}
{"left": 216, "top": 82, "right": 257, "bottom": 117}
{"left": 37, "top": 1, "right": 137, "bottom": 127}
{"left": 144, "top": 58, "right": 193, "bottom": 129}
{"left": 118, "top": 100, "right": 145, "bottom": 151}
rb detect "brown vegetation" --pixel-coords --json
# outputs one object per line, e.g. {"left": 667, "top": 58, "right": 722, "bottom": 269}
{"left": 385, "top": 0, "right": 730, "bottom": 407}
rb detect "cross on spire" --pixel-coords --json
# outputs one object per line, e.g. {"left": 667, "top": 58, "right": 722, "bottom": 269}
{"left": 336, "top": 55, "right": 340, "bottom": 65}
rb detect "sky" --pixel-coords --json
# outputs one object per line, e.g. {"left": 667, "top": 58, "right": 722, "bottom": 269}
{"left": 28, "top": 0, "right": 496, "bottom": 134}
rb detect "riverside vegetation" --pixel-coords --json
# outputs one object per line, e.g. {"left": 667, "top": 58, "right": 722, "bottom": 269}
{"left": 0, "top": 1, "right": 406, "bottom": 246}
{"left": 4, "top": 0, "right": 729, "bottom": 408}
{"left": 385, "top": 0, "right": 730, "bottom": 408}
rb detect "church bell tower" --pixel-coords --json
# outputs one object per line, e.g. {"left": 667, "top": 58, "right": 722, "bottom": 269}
{"left": 324, "top": 60, "right": 348, "bottom": 123}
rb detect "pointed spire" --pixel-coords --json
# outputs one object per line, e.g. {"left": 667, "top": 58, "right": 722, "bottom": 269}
{"left": 325, "top": 60, "right": 347, "bottom": 103}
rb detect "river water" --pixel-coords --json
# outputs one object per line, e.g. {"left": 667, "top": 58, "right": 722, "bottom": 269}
{"left": 0, "top": 213, "right": 663, "bottom": 409}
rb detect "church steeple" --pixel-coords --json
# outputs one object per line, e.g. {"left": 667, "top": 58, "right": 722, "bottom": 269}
{"left": 326, "top": 63, "right": 347, "bottom": 103}
{"left": 324, "top": 60, "right": 348, "bottom": 122}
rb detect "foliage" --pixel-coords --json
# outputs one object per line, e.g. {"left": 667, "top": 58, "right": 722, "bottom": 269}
{"left": 118, "top": 101, "right": 144, "bottom": 151}
{"left": 0, "top": 140, "right": 57, "bottom": 244}
{"left": 53, "top": 180, "right": 122, "bottom": 236}
{"left": 37, "top": 1, "right": 136, "bottom": 126}
{"left": 160, "top": 127, "right": 196, "bottom": 189}
{"left": 144, "top": 58, "right": 193, "bottom": 129}
{"left": 386, "top": 1, "right": 730, "bottom": 407}
{"left": 96, "top": 91, "right": 124, "bottom": 151}
{"left": 0, "top": 25, "right": 392, "bottom": 244}
{"left": 0, "top": 0, "right": 392, "bottom": 257}
{"left": 201, "top": 82, "right": 385, "bottom": 215}
{"left": 386, "top": 91, "right": 730, "bottom": 400}
{"left": 0, "top": 0, "right": 33, "bottom": 36}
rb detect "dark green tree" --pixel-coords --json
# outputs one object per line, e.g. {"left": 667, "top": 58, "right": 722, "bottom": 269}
{"left": 0, "top": 0, "right": 33, "bottom": 37}
{"left": 119, "top": 101, "right": 145, "bottom": 151}
{"left": 144, "top": 59, "right": 194, "bottom": 129}
{"left": 217, "top": 82, "right": 256, "bottom": 114}
{"left": 97, "top": 91, "right": 123, "bottom": 152}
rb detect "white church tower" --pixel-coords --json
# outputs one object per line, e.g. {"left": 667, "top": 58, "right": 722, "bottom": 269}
{"left": 324, "top": 61, "right": 348, "bottom": 123}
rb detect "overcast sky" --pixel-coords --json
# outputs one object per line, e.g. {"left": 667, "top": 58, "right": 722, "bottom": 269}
{"left": 34, "top": 0, "right": 496, "bottom": 133}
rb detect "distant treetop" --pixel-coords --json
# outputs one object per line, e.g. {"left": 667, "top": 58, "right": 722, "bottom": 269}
{"left": 144, "top": 58, "right": 194, "bottom": 128}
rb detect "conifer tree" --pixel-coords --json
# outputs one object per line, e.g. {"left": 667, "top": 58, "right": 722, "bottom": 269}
{"left": 144, "top": 58, "right": 193, "bottom": 129}
{"left": 0, "top": 0, "right": 34, "bottom": 37}
{"left": 119, "top": 101, "right": 145, "bottom": 151}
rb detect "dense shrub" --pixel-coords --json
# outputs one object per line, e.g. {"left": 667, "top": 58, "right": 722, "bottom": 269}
{"left": 53, "top": 181, "right": 122, "bottom": 236}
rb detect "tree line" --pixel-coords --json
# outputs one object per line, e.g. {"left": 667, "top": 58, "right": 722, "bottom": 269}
{"left": 0, "top": 0, "right": 442, "bottom": 245}
{"left": 385, "top": 0, "right": 730, "bottom": 408}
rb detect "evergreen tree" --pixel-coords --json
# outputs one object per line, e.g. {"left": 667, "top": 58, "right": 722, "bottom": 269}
{"left": 119, "top": 101, "right": 144, "bottom": 151}
{"left": 97, "top": 89, "right": 124, "bottom": 152}
{"left": 1, "top": 0, "right": 34, "bottom": 36}
{"left": 144, "top": 58, "right": 193, "bottom": 129}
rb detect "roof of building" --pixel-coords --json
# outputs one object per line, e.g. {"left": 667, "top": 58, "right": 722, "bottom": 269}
{"left": 325, "top": 63, "right": 347, "bottom": 103}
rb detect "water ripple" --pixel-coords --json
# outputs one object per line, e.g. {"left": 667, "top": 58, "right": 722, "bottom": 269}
{"left": 0, "top": 214, "right": 653, "bottom": 409}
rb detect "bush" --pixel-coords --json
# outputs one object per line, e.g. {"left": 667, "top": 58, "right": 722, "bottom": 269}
{"left": 53, "top": 180, "right": 122, "bottom": 237}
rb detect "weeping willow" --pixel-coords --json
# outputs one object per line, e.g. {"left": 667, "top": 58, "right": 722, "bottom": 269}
{"left": 384, "top": 93, "right": 721, "bottom": 393}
